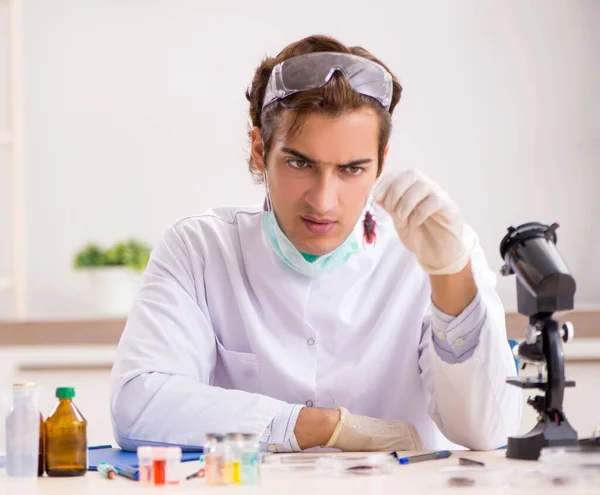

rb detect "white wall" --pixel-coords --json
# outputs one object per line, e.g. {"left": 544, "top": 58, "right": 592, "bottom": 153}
{"left": 0, "top": 3, "right": 13, "bottom": 317}
{"left": 0, "top": 0, "right": 599, "bottom": 319}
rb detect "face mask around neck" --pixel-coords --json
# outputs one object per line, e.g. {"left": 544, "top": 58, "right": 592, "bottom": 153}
{"left": 261, "top": 210, "right": 360, "bottom": 279}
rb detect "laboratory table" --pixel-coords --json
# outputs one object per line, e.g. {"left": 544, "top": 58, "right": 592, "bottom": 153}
{"left": 0, "top": 450, "right": 598, "bottom": 494}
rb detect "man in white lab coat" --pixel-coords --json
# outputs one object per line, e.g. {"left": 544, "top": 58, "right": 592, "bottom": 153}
{"left": 110, "top": 35, "right": 521, "bottom": 453}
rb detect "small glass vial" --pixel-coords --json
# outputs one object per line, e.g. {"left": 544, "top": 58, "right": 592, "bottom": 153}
{"left": 165, "top": 446, "right": 181, "bottom": 485}
{"left": 204, "top": 434, "right": 226, "bottom": 485}
{"left": 6, "top": 383, "right": 41, "bottom": 478}
{"left": 137, "top": 446, "right": 153, "bottom": 485}
{"left": 226, "top": 433, "right": 244, "bottom": 484}
{"left": 240, "top": 433, "right": 260, "bottom": 485}
{"left": 152, "top": 447, "right": 166, "bottom": 486}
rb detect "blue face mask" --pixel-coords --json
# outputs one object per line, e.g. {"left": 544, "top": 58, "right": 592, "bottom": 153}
{"left": 262, "top": 210, "right": 360, "bottom": 279}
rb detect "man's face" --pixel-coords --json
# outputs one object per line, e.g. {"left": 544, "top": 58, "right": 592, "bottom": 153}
{"left": 253, "top": 108, "right": 385, "bottom": 255}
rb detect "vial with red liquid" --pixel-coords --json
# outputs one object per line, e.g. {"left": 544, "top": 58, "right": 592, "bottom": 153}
{"left": 152, "top": 447, "right": 166, "bottom": 485}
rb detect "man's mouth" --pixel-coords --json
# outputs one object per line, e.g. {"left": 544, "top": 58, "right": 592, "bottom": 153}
{"left": 301, "top": 215, "right": 336, "bottom": 235}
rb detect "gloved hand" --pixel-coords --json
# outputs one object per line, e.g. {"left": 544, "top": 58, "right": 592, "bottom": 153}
{"left": 324, "top": 407, "right": 424, "bottom": 452}
{"left": 373, "top": 169, "right": 469, "bottom": 275}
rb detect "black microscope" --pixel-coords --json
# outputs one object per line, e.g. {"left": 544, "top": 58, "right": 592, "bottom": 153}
{"left": 499, "top": 222, "right": 579, "bottom": 460}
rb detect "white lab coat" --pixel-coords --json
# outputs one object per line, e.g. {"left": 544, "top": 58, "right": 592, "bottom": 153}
{"left": 109, "top": 203, "right": 522, "bottom": 451}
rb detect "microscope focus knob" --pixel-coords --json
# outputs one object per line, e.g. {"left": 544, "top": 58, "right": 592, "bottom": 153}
{"left": 561, "top": 321, "right": 574, "bottom": 343}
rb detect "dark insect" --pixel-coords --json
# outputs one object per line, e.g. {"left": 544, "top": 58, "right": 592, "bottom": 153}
{"left": 550, "top": 477, "right": 570, "bottom": 486}
{"left": 346, "top": 465, "right": 380, "bottom": 476}
{"left": 448, "top": 476, "right": 475, "bottom": 487}
{"left": 363, "top": 211, "right": 377, "bottom": 245}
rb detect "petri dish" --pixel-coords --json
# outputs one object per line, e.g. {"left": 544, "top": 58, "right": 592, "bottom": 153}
{"left": 512, "top": 468, "right": 590, "bottom": 489}
{"left": 537, "top": 446, "right": 600, "bottom": 487}
{"left": 262, "top": 454, "right": 326, "bottom": 472}
{"left": 436, "top": 467, "right": 513, "bottom": 488}
{"left": 540, "top": 445, "right": 600, "bottom": 468}
{"left": 316, "top": 454, "right": 396, "bottom": 476}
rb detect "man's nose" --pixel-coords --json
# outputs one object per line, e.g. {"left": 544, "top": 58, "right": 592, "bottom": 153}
{"left": 305, "top": 173, "right": 339, "bottom": 214}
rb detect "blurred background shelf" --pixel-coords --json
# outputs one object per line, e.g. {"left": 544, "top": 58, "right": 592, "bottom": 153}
{"left": 0, "top": 311, "right": 598, "bottom": 356}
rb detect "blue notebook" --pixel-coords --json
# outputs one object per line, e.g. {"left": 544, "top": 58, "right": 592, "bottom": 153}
{"left": 88, "top": 445, "right": 203, "bottom": 471}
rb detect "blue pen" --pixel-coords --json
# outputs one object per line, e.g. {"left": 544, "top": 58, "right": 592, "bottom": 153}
{"left": 115, "top": 464, "right": 139, "bottom": 481}
{"left": 397, "top": 450, "right": 452, "bottom": 465}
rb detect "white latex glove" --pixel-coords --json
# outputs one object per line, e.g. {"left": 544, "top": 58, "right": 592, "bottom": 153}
{"left": 324, "top": 407, "right": 424, "bottom": 452}
{"left": 373, "top": 169, "right": 469, "bottom": 275}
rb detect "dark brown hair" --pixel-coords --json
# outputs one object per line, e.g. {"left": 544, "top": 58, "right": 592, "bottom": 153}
{"left": 246, "top": 35, "right": 402, "bottom": 183}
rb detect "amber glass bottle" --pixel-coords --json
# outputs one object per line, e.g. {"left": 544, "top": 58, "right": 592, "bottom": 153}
{"left": 44, "top": 387, "right": 87, "bottom": 477}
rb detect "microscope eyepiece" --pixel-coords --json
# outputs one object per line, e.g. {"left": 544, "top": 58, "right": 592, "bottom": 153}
{"left": 500, "top": 222, "right": 558, "bottom": 263}
{"left": 500, "top": 222, "right": 575, "bottom": 316}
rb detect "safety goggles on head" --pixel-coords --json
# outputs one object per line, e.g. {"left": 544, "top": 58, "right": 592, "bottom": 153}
{"left": 262, "top": 52, "right": 394, "bottom": 111}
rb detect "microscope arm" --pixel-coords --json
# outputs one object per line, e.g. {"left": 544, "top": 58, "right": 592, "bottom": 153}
{"left": 544, "top": 318, "right": 566, "bottom": 416}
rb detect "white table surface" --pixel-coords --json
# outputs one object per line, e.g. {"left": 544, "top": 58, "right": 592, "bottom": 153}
{"left": 1, "top": 450, "right": 598, "bottom": 494}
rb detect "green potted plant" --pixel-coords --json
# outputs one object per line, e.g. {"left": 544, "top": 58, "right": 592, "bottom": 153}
{"left": 73, "top": 239, "right": 152, "bottom": 317}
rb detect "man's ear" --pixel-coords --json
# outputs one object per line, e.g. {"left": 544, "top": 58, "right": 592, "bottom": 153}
{"left": 251, "top": 127, "right": 266, "bottom": 174}
{"left": 378, "top": 145, "right": 390, "bottom": 177}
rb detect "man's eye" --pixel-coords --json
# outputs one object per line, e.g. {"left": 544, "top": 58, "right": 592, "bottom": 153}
{"left": 343, "top": 166, "right": 365, "bottom": 176}
{"left": 286, "top": 158, "right": 309, "bottom": 169}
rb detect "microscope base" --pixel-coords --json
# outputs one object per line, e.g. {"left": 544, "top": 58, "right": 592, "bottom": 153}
{"left": 506, "top": 418, "right": 578, "bottom": 460}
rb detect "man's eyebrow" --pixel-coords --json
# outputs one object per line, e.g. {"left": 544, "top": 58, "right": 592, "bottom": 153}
{"left": 282, "top": 147, "right": 373, "bottom": 168}
{"left": 339, "top": 158, "right": 373, "bottom": 167}
{"left": 281, "top": 147, "right": 317, "bottom": 164}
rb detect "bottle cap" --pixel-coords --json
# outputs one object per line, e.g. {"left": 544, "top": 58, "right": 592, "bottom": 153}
{"left": 166, "top": 446, "right": 182, "bottom": 459}
{"left": 137, "top": 446, "right": 153, "bottom": 458}
{"left": 56, "top": 387, "right": 75, "bottom": 399}
{"left": 12, "top": 382, "right": 37, "bottom": 397}
{"left": 152, "top": 447, "right": 166, "bottom": 460}
{"left": 226, "top": 433, "right": 244, "bottom": 441}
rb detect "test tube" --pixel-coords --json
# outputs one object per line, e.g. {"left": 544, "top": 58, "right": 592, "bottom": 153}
{"left": 165, "top": 446, "right": 181, "bottom": 485}
{"left": 204, "top": 434, "right": 226, "bottom": 485}
{"left": 152, "top": 447, "right": 166, "bottom": 486}
{"left": 137, "top": 446, "right": 153, "bottom": 485}
{"left": 241, "top": 433, "right": 260, "bottom": 485}
{"left": 226, "top": 433, "right": 244, "bottom": 484}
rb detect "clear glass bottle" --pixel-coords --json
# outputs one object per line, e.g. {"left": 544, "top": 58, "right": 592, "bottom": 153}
{"left": 6, "top": 383, "right": 41, "bottom": 478}
{"left": 226, "top": 433, "right": 244, "bottom": 484}
{"left": 240, "top": 433, "right": 260, "bottom": 485}
{"left": 165, "top": 446, "right": 181, "bottom": 485}
{"left": 204, "top": 433, "right": 226, "bottom": 485}
{"left": 44, "top": 387, "right": 87, "bottom": 477}
{"left": 137, "top": 446, "right": 153, "bottom": 485}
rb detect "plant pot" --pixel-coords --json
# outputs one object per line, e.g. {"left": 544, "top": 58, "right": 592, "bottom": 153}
{"left": 81, "top": 266, "right": 142, "bottom": 318}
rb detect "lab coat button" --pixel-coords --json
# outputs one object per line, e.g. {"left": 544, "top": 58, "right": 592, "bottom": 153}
{"left": 455, "top": 337, "right": 464, "bottom": 347}
{"left": 305, "top": 400, "right": 313, "bottom": 407}
{"left": 437, "top": 331, "right": 446, "bottom": 340}
{"left": 267, "top": 444, "right": 277, "bottom": 452}
{"left": 263, "top": 428, "right": 271, "bottom": 436}
{"left": 307, "top": 338, "right": 315, "bottom": 346}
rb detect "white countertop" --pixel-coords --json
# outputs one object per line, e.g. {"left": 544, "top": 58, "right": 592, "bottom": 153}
{"left": 0, "top": 450, "right": 596, "bottom": 494}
